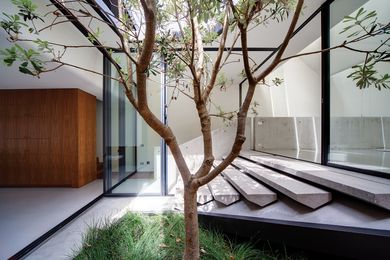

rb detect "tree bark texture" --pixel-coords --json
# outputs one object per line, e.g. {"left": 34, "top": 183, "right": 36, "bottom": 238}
{"left": 183, "top": 184, "right": 200, "bottom": 260}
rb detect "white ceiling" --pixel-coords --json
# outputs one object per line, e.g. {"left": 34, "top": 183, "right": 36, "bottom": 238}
{"left": 0, "top": 0, "right": 327, "bottom": 100}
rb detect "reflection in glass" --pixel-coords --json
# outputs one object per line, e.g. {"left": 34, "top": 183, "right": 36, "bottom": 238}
{"left": 250, "top": 13, "right": 322, "bottom": 163}
{"left": 106, "top": 54, "right": 163, "bottom": 194}
{"left": 329, "top": 0, "right": 390, "bottom": 174}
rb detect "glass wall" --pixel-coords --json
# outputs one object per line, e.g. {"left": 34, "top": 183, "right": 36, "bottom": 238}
{"left": 329, "top": 0, "right": 390, "bottom": 174}
{"left": 104, "top": 54, "right": 164, "bottom": 195}
{"left": 248, "top": 12, "right": 322, "bottom": 163}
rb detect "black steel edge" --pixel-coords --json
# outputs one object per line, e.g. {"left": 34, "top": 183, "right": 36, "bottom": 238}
{"left": 198, "top": 212, "right": 389, "bottom": 259}
{"left": 321, "top": 0, "right": 331, "bottom": 166}
{"left": 9, "top": 194, "right": 104, "bottom": 260}
{"left": 198, "top": 210, "right": 390, "bottom": 237}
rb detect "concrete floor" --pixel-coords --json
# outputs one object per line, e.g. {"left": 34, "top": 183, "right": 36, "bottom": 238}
{"left": 25, "top": 196, "right": 177, "bottom": 260}
{"left": 0, "top": 180, "right": 103, "bottom": 259}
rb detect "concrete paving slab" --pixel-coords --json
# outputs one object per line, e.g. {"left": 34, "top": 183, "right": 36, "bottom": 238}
{"left": 197, "top": 185, "right": 214, "bottom": 205}
{"left": 240, "top": 151, "right": 390, "bottom": 210}
{"left": 208, "top": 175, "right": 240, "bottom": 206}
{"left": 223, "top": 168, "right": 277, "bottom": 207}
{"left": 232, "top": 159, "right": 332, "bottom": 209}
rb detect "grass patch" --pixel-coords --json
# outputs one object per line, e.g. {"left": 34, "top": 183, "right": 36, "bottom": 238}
{"left": 74, "top": 213, "right": 304, "bottom": 259}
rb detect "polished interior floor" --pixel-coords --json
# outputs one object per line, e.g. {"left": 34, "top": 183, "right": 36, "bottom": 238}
{"left": 111, "top": 171, "right": 162, "bottom": 194}
{"left": 259, "top": 149, "right": 320, "bottom": 163}
{"left": 329, "top": 149, "right": 390, "bottom": 174}
{"left": 0, "top": 180, "right": 103, "bottom": 259}
{"left": 258, "top": 148, "right": 390, "bottom": 174}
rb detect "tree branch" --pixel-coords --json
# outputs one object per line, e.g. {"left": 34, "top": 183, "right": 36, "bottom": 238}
{"left": 202, "top": 10, "right": 229, "bottom": 101}
{"left": 197, "top": 0, "right": 305, "bottom": 186}
{"left": 254, "top": 0, "right": 304, "bottom": 83}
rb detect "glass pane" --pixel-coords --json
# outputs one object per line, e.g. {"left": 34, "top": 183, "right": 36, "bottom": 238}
{"left": 111, "top": 56, "right": 163, "bottom": 194}
{"left": 104, "top": 53, "right": 137, "bottom": 191}
{"left": 329, "top": 0, "right": 390, "bottom": 174}
{"left": 250, "top": 13, "right": 322, "bottom": 163}
{"left": 109, "top": 75, "right": 122, "bottom": 186}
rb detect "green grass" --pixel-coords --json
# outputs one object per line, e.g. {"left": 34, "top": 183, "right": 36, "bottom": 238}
{"left": 73, "top": 213, "right": 305, "bottom": 260}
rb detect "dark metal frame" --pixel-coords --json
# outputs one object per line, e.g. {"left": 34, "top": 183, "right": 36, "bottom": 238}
{"left": 321, "top": 1, "right": 331, "bottom": 166}
{"left": 103, "top": 57, "right": 112, "bottom": 192}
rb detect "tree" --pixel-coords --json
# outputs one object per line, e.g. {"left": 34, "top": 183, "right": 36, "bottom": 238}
{"left": 1, "top": 0, "right": 389, "bottom": 259}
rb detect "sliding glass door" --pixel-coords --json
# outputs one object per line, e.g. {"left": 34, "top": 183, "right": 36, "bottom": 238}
{"left": 104, "top": 54, "right": 166, "bottom": 195}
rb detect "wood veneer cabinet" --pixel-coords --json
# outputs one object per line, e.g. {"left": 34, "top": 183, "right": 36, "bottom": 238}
{"left": 0, "top": 89, "right": 96, "bottom": 187}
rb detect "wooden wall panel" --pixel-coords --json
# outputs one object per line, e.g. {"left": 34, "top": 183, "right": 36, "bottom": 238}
{"left": 76, "top": 90, "right": 97, "bottom": 187}
{"left": 0, "top": 89, "right": 96, "bottom": 187}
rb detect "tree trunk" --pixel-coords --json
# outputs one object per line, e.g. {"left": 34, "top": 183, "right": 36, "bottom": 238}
{"left": 183, "top": 186, "right": 200, "bottom": 260}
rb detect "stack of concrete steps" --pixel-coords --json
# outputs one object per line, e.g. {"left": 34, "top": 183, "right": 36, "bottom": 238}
{"left": 232, "top": 158, "right": 332, "bottom": 209}
{"left": 197, "top": 159, "right": 331, "bottom": 209}
{"left": 222, "top": 168, "right": 277, "bottom": 207}
{"left": 240, "top": 150, "right": 390, "bottom": 211}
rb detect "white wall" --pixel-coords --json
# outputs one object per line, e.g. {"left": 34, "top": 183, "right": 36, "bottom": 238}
{"left": 250, "top": 41, "right": 321, "bottom": 118}
{"left": 0, "top": 0, "right": 115, "bottom": 99}
{"left": 284, "top": 54, "right": 321, "bottom": 117}
{"left": 330, "top": 0, "right": 390, "bottom": 117}
{"left": 331, "top": 63, "right": 390, "bottom": 117}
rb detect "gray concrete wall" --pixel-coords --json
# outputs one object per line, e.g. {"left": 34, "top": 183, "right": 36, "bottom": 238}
{"left": 383, "top": 117, "right": 390, "bottom": 150}
{"left": 296, "top": 117, "right": 317, "bottom": 151}
{"left": 330, "top": 117, "right": 383, "bottom": 150}
{"left": 254, "top": 117, "right": 297, "bottom": 150}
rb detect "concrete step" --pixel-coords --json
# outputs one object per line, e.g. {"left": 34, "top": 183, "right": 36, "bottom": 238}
{"left": 197, "top": 185, "right": 213, "bottom": 205}
{"left": 222, "top": 168, "right": 277, "bottom": 207}
{"left": 208, "top": 175, "right": 240, "bottom": 206}
{"left": 240, "top": 150, "right": 390, "bottom": 210}
{"left": 232, "top": 158, "right": 332, "bottom": 209}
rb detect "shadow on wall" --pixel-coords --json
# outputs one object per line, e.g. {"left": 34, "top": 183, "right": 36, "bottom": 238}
{"left": 174, "top": 120, "right": 251, "bottom": 175}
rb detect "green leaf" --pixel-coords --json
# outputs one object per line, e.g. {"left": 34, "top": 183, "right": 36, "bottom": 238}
{"left": 19, "top": 66, "right": 34, "bottom": 75}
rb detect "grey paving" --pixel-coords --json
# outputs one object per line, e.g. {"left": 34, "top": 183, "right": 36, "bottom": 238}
{"left": 240, "top": 150, "right": 390, "bottom": 210}
{"left": 232, "top": 159, "right": 332, "bottom": 209}
{"left": 222, "top": 168, "right": 277, "bottom": 207}
{"left": 197, "top": 185, "right": 214, "bottom": 205}
{"left": 208, "top": 175, "right": 240, "bottom": 205}
{"left": 0, "top": 180, "right": 103, "bottom": 260}
{"left": 25, "top": 197, "right": 177, "bottom": 260}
